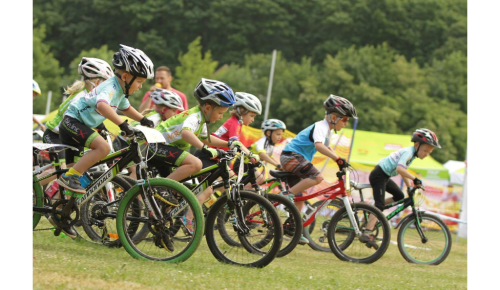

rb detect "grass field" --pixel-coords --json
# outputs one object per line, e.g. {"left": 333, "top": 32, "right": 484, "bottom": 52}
{"left": 33, "top": 219, "right": 467, "bottom": 290}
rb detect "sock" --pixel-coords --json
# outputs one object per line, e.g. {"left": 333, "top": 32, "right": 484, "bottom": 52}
{"left": 65, "top": 167, "right": 82, "bottom": 177}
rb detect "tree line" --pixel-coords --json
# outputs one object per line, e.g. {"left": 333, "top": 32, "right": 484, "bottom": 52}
{"left": 33, "top": 0, "right": 467, "bottom": 163}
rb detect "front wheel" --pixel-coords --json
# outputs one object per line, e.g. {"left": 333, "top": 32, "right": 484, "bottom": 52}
{"left": 397, "top": 213, "right": 452, "bottom": 265}
{"left": 327, "top": 203, "right": 390, "bottom": 264}
{"left": 116, "top": 178, "right": 204, "bottom": 262}
{"left": 205, "top": 191, "right": 283, "bottom": 268}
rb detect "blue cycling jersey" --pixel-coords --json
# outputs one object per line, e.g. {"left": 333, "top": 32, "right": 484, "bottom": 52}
{"left": 283, "top": 119, "right": 333, "bottom": 162}
{"left": 65, "top": 77, "right": 130, "bottom": 128}
{"left": 378, "top": 146, "right": 416, "bottom": 177}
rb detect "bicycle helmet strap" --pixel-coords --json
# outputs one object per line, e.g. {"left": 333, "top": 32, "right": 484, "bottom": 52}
{"left": 414, "top": 143, "right": 422, "bottom": 158}
{"left": 114, "top": 72, "right": 136, "bottom": 98}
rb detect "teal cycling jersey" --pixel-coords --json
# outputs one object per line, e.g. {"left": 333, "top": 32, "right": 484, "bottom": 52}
{"left": 46, "top": 88, "right": 88, "bottom": 133}
{"left": 65, "top": 77, "right": 130, "bottom": 128}
{"left": 378, "top": 146, "right": 416, "bottom": 177}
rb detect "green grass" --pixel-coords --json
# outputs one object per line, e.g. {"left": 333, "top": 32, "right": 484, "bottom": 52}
{"left": 33, "top": 219, "right": 467, "bottom": 290}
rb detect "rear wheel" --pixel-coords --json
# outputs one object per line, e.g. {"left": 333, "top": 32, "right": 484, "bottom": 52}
{"left": 397, "top": 213, "right": 452, "bottom": 265}
{"left": 303, "top": 198, "right": 343, "bottom": 252}
{"left": 80, "top": 172, "right": 135, "bottom": 247}
{"left": 205, "top": 191, "right": 282, "bottom": 267}
{"left": 327, "top": 203, "right": 390, "bottom": 264}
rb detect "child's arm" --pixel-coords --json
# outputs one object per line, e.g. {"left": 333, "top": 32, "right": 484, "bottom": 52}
{"left": 315, "top": 142, "right": 339, "bottom": 160}
{"left": 121, "top": 106, "right": 146, "bottom": 122}
{"left": 181, "top": 129, "right": 206, "bottom": 150}
{"left": 258, "top": 152, "right": 280, "bottom": 167}
{"left": 396, "top": 166, "right": 417, "bottom": 188}
{"left": 202, "top": 136, "right": 252, "bottom": 156}
{"left": 96, "top": 102, "right": 125, "bottom": 125}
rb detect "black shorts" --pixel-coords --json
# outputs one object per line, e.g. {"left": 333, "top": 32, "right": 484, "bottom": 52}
{"left": 193, "top": 149, "right": 218, "bottom": 169}
{"left": 42, "top": 129, "right": 66, "bottom": 162}
{"left": 369, "top": 165, "right": 405, "bottom": 211}
{"left": 59, "top": 116, "right": 98, "bottom": 164}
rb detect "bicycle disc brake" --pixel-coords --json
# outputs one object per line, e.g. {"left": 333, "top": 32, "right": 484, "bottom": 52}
{"left": 283, "top": 217, "right": 296, "bottom": 237}
{"left": 148, "top": 221, "right": 174, "bottom": 252}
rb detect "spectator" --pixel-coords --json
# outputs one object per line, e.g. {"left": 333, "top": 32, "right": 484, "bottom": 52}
{"left": 138, "top": 66, "right": 188, "bottom": 113}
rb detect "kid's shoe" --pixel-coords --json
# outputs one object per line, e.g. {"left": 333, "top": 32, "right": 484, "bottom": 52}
{"left": 298, "top": 235, "right": 310, "bottom": 245}
{"left": 57, "top": 174, "right": 85, "bottom": 194}
{"left": 279, "top": 190, "right": 295, "bottom": 202}
{"left": 181, "top": 216, "right": 194, "bottom": 235}
{"left": 359, "top": 232, "right": 379, "bottom": 250}
{"left": 48, "top": 216, "right": 77, "bottom": 239}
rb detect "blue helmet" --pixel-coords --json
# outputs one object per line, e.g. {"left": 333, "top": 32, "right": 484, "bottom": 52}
{"left": 193, "top": 78, "right": 236, "bottom": 107}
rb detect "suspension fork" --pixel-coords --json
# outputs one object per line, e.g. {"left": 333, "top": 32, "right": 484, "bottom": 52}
{"left": 341, "top": 196, "right": 362, "bottom": 236}
{"left": 411, "top": 204, "right": 428, "bottom": 243}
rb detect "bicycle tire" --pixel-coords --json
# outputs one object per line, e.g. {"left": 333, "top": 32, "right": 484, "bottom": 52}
{"left": 303, "top": 198, "right": 343, "bottom": 252}
{"left": 327, "top": 203, "right": 390, "bottom": 264}
{"left": 33, "top": 178, "right": 44, "bottom": 230}
{"left": 258, "top": 193, "right": 302, "bottom": 257}
{"left": 120, "top": 174, "right": 151, "bottom": 243}
{"left": 80, "top": 172, "right": 136, "bottom": 247}
{"left": 397, "top": 213, "right": 452, "bottom": 265}
{"left": 116, "top": 178, "right": 204, "bottom": 262}
{"left": 205, "top": 191, "right": 283, "bottom": 268}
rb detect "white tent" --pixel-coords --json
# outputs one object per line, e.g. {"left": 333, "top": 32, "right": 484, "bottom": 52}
{"left": 444, "top": 160, "right": 467, "bottom": 239}
{"left": 444, "top": 160, "right": 466, "bottom": 185}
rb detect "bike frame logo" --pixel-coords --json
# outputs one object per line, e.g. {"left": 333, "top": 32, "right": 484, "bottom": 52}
{"left": 80, "top": 167, "right": 114, "bottom": 202}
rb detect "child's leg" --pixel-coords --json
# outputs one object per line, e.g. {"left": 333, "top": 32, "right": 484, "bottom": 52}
{"left": 72, "top": 137, "right": 110, "bottom": 173}
{"left": 167, "top": 153, "right": 202, "bottom": 181}
{"left": 280, "top": 153, "right": 323, "bottom": 212}
{"left": 366, "top": 165, "right": 390, "bottom": 230}
{"left": 385, "top": 179, "right": 405, "bottom": 204}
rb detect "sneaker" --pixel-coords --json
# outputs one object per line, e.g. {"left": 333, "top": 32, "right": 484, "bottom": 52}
{"left": 298, "top": 235, "right": 310, "bottom": 245}
{"left": 279, "top": 190, "right": 295, "bottom": 202}
{"left": 181, "top": 216, "right": 194, "bottom": 235}
{"left": 48, "top": 216, "right": 77, "bottom": 239}
{"left": 57, "top": 174, "right": 86, "bottom": 194}
{"left": 359, "top": 232, "right": 379, "bottom": 250}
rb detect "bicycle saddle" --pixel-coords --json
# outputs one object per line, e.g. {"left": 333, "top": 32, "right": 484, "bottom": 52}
{"left": 269, "top": 170, "right": 295, "bottom": 179}
{"left": 350, "top": 180, "right": 372, "bottom": 190}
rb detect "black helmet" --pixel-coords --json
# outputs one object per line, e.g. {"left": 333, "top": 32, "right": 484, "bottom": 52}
{"left": 323, "top": 95, "right": 357, "bottom": 119}
{"left": 411, "top": 128, "right": 442, "bottom": 148}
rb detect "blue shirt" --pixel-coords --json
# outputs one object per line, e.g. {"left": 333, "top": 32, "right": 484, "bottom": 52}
{"left": 378, "top": 146, "right": 417, "bottom": 177}
{"left": 65, "top": 77, "right": 130, "bottom": 128}
{"left": 283, "top": 119, "right": 333, "bottom": 162}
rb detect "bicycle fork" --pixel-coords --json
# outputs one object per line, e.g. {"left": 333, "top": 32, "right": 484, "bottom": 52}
{"left": 341, "top": 196, "right": 362, "bottom": 236}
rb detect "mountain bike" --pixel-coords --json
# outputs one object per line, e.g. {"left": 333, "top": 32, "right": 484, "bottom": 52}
{"left": 255, "top": 166, "right": 391, "bottom": 263}
{"left": 34, "top": 126, "right": 204, "bottom": 263}
{"left": 152, "top": 149, "right": 283, "bottom": 267}
{"left": 342, "top": 181, "right": 452, "bottom": 265}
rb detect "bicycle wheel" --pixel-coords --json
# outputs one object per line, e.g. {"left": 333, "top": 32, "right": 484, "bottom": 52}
{"left": 261, "top": 193, "right": 302, "bottom": 257}
{"left": 205, "top": 191, "right": 283, "bottom": 268}
{"left": 33, "top": 178, "right": 44, "bottom": 230}
{"left": 397, "top": 213, "right": 452, "bottom": 265}
{"left": 116, "top": 178, "right": 204, "bottom": 262}
{"left": 327, "top": 203, "right": 390, "bottom": 264}
{"left": 79, "top": 172, "right": 136, "bottom": 247}
{"left": 120, "top": 174, "right": 150, "bottom": 242}
{"left": 303, "top": 198, "right": 343, "bottom": 252}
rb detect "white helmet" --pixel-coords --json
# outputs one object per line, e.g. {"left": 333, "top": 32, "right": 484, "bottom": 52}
{"left": 78, "top": 57, "right": 113, "bottom": 80}
{"left": 33, "top": 80, "right": 41, "bottom": 96}
{"left": 112, "top": 44, "right": 154, "bottom": 79}
{"left": 261, "top": 119, "right": 286, "bottom": 133}
{"left": 151, "top": 88, "right": 184, "bottom": 111}
{"left": 234, "top": 92, "right": 262, "bottom": 115}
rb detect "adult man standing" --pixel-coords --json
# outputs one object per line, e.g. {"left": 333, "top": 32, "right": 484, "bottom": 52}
{"left": 138, "top": 66, "right": 188, "bottom": 113}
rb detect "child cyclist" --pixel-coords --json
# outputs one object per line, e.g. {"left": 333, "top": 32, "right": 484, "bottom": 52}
{"left": 280, "top": 95, "right": 357, "bottom": 244}
{"left": 113, "top": 88, "right": 184, "bottom": 179}
{"left": 361, "top": 128, "right": 441, "bottom": 248}
{"left": 150, "top": 79, "right": 260, "bottom": 232}
{"left": 233, "top": 118, "right": 287, "bottom": 185}
{"left": 57, "top": 44, "right": 156, "bottom": 195}
{"left": 44, "top": 57, "right": 113, "bottom": 169}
